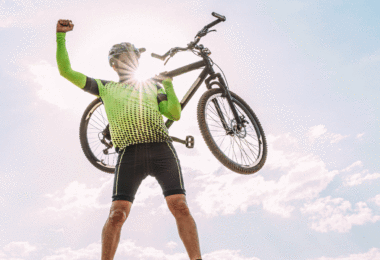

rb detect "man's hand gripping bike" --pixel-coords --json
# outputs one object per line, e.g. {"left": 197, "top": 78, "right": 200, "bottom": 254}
{"left": 79, "top": 12, "right": 267, "bottom": 174}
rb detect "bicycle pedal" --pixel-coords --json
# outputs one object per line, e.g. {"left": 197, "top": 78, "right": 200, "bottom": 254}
{"left": 186, "top": 135, "right": 194, "bottom": 148}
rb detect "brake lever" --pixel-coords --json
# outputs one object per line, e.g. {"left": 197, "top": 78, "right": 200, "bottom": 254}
{"left": 164, "top": 48, "right": 179, "bottom": 65}
{"left": 164, "top": 56, "right": 171, "bottom": 65}
{"left": 197, "top": 27, "right": 208, "bottom": 37}
{"left": 197, "top": 28, "right": 217, "bottom": 38}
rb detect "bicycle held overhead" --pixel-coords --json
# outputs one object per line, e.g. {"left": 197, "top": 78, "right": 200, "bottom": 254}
{"left": 80, "top": 12, "right": 267, "bottom": 175}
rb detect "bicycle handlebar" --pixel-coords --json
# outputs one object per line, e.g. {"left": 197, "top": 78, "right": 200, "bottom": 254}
{"left": 151, "top": 53, "right": 166, "bottom": 61}
{"left": 151, "top": 12, "right": 226, "bottom": 62}
{"left": 204, "top": 12, "right": 226, "bottom": 29}
{"left": 212, "top": 12, "right": 226, "bottom": 22}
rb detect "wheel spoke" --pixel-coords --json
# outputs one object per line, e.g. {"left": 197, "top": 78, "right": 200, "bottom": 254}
{"left": 208, "top": 104, "right": 220, "bottom": 118}
{"left": 97, "top": 108, "right": 108, "bottom": 126}
{"left": 89, "top": 139, "right": 101, "bottom": 145}
{"left": 238, "top": 137, "right": 255, "bottom": 165}
{"left": 81, "top": 100, "right": 117, "bottom": 173}
{"left": 208, "top": 123, "right": 224, "bottom": 129}
{"left": 206, "top": 114, "right": 224, "bottom": 128}
{"left": 92, "top": 112, "right": 107, "bottom": 128}
{"left": 219, "top": 135, "right": 228, "bottom": 148}
{"left": 242, "top": 137, "right": 260, "bottom": 152}
{"left": 241, "top": 138, "right": 260, "bottom": 159}
{"left": 227, "top": 137, "right": 233, "bottom": 158}
{"left": 246, "top": 131, "right": 259, "bottom": 141}
{"left": 201, "top": 91, "right": 266, "bottom": 172}
{"left": 231, "top": 136, "right": 238, "bottom": 162}
{"left": 88, "top": 122, "right": 104, "bottom": 131}
{"left": 234, "top": 136, "right": 245, "bottom": 165}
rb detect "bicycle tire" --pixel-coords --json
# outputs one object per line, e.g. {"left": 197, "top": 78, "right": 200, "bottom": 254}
{"left": 197, "top": 88, "right": 267, "bottom": 174}
{"left": 79, "top": 98, "right": 116, "bottom": 173}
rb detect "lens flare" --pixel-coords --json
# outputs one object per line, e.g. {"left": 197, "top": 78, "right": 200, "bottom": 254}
{"left": 134, "top": 65, "right": 153, "bottom": 82}
{"left": 115, "top": 53, "right": 156, "bottom": 84}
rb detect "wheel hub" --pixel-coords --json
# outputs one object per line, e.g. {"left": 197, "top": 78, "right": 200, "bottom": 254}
{"left": 230, "top": 118, "right": 247, "bottom": 138}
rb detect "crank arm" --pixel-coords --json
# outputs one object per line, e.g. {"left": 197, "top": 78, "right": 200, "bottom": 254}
{"left": 170, "top": 136, "right": 195, "bottom": 148}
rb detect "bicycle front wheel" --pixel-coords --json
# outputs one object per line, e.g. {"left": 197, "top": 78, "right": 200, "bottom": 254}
{"left": 197, "top": 89, "right": 267, "bottom": 174}
{"left": 79, "top": 98, "right": 117, "bottom": 173}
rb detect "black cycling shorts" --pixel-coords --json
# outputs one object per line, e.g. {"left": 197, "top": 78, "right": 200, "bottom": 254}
{"left": 112, "top": 141, "right": 186, "bottom": 203}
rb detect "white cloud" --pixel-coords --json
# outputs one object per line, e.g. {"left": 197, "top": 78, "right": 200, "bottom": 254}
{"left": 41, "top": 242, "right": 100, "bottom": 260}
{"left": 203, "top": 249, "right": 261, "bottom": 260}
{"left": 308, "top": 125, "right": 328, "bottom": 141}
{"left": 193, "top": 133, "right": 339, "bottom": 218}
{"left": 370, "top": 194, "right": 380, "bottom": 207}
{"left": 329, "top": 133, "right": 349, "bottom": 144}
{"left": 344, "top": 170, "right": 380, "bottom": 186}
{"left": 310, "top": 247, "right": 380, "bottom": 260}
{"left": 29, "top": 60, "right": 90, "bottom": 111}
{"left": 307, "top": 125, "right": 349, "bottom": 144}
{"left": 133, "top": 176, "right": 166, "bottom": 208}
{"left": 41, "top": 239, "right": 187, "bottom": 260}
{"left": 41, "top": 174, "right": 169, "bottom": 219}
{"left": 0, "top": 17, "right": 13, "bottom": 28}
{"left": 2, "top": 241, "right": 37, "bottom": 257}
{"left": 356, "top": 133, "right": 365, "bottom": 139}
{"left": 301, "top": 196, "right": 380, "bottom": 233}
{"left": 0, "top": 0, "right": 88, "bottom": 28}
{"left": 41, "top": 177, "right": 113, "bottom": 218}
{"left": 165, "top": 241, "right": 178, "bottom": 249}
{"left": 41, "top": 239, "right": 259, "bottom": 260}
{"left": 341, "top": 161, "right": 363, "bottom": 172}
{"left": 49, "top": 228, "right": 65, "bottom": 234}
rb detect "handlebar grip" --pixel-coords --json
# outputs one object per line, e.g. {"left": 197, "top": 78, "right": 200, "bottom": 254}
{"left": 151, "top": 53, "right": 166, "bottom": 61}
{"left": 212, "top": 12, "right": 226, "bottom": 21}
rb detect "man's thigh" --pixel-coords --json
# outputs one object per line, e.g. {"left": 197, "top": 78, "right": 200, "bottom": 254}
{"left": 151, "top": 142, "right": 186, "bottom": 197}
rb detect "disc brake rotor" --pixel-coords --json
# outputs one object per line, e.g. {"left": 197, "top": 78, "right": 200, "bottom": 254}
{"left": 230, "top": 118, "right": 247, "bottom": 138}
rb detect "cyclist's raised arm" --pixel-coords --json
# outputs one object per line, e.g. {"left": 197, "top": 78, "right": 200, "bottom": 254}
{"left": 158, "top": 78, "right": 181, "bottom": 121}
{"left": 56, "top": 19, "right": 100, "bottom": 96}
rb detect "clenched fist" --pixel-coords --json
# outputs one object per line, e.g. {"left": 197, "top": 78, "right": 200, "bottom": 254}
{"left": 57, "top": 19, "right": 74, "bottom": 33}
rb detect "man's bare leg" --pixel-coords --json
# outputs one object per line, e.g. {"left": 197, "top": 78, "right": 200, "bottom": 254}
{"left": 175, "top": 213, "right": 202, "bottom": 259}
{"left": 166, "top": 194, "right": 202, "bottom": 260}
{"left": 101, "top": 200, "right": 132, "bottom": 260}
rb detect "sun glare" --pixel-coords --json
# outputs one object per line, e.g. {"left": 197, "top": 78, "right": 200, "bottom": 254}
{"left": 134, "top": 61, "right": 157, "bottom": 82}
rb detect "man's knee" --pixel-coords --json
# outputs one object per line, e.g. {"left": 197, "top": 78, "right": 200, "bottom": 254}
{"left": 108, "top": 200, "right": 132, "bottom": 225}
{"left": 166, "top": 194, "right": 191, "bottom": 218}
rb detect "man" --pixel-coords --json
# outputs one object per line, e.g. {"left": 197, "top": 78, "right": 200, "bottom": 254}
{"left": 56, "top": 19, "right": 202, "bottom": 260}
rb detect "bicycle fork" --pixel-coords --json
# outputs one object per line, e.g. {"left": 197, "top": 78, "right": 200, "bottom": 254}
{"left": 207, "top": 74, "right": 247, "bottom": 134}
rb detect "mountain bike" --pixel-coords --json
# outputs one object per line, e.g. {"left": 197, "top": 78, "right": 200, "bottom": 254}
{"left": 79, "top": 12, "right": 267, "bottom": 175}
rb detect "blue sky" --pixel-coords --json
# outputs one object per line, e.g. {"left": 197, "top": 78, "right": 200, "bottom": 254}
{"left": 1, "top": 0, "right": 380, "bottom": 259}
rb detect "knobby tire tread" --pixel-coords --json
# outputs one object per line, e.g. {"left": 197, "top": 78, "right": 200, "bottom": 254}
{"left": 79, "top": 98, "right": 115, "bottom": 174}
{"left": 197, "top": 88, "right": 267, "bottom": 174}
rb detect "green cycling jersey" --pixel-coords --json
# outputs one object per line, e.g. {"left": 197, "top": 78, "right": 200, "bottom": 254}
{"left": 56, "top": 32, "right": 181, "bottom": 150}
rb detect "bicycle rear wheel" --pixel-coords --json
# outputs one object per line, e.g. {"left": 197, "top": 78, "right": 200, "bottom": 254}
{"left": 79, "top": 98, "right": 117, "bottom": 173}
{"left": 197, "top": 89, "right": 267, "bottom": 174}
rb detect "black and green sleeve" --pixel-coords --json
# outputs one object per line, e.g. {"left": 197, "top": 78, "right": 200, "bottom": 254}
{"left": 56, "top": 32, "right": 106, "bottom": 96}
{"left": 158, "top": 79, "right": 181, "bottom": 121}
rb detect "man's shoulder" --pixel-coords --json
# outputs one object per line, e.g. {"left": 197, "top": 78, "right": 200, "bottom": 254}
{"left": 98, "top": 79, "right": 112, "bottom": 86}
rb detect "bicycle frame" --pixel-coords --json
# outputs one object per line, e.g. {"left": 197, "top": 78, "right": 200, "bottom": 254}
{"left": 159, "top": 57, "right": 244, "bottom": 130}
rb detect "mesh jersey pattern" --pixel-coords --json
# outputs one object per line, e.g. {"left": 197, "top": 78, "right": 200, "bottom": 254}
{"left": 96, "top": 79, "right": 172, "bottom": 150}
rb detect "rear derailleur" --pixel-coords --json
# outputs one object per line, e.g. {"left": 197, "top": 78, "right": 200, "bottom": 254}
{"left": 100, "top": 125, "right": 113, "bottom": 155}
